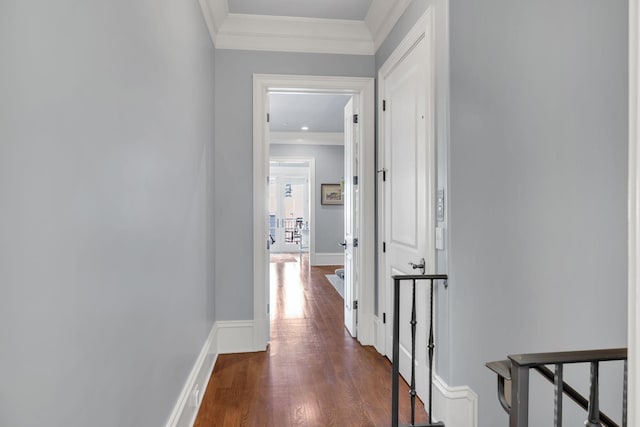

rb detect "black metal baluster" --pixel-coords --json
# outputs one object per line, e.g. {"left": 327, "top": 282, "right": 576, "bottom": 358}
{"left": 392, "top": 278, "right": 400, "bottom": 427}
{"left": 585, "top": 362, "right": 602, "bottom": 427}
{"left": 554, "top": 364, "right": 563, "bottom": 427}
{"left": 427, "top": 279, "right": 435, "bottom": 423}
{"left": 410, "top": 279, "right": 417, "bottom": 426}
{"left": 391, "top": 274, "right": 447, "bottom": 427}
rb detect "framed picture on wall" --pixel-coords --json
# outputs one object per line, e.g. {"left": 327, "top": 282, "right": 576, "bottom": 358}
{"left": 321, "top": 184, "right": 343, "bottom": 205}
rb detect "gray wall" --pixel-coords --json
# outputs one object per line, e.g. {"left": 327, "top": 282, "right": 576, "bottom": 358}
{"left": 0, "top": 1, "right": 216, "bottom": 426}
{"left": 270, "top": 143, "right": 345, "bottom": 254}
{"left": 214, "top": 49, "right": 374, "bottom": 320}
{"left": 377, "top": 0, "right": 628, "bottom": 425}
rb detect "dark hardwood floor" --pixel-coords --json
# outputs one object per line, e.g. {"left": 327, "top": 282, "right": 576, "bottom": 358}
{"left": 194, "top": 253, "right": 427, "bottom": 426}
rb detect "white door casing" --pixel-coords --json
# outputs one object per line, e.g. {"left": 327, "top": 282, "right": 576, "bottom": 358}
{"left": 344, "top": 97, "right": 358, "bottom": 337}
{"left": 629, "top": 0, "right": 639, "bottom": 422}
{"left": 253, "top": 75, "right": 375, "bottom": 350}
{"left": 379, "top": 7, "right": 437, "bottom": 405}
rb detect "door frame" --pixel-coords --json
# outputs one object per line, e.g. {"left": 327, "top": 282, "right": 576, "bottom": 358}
{"left": 268, "top": 156, "right": 315, "bottom": 254}
{"left": 376, "top": 6, "right": 440, "bottom": 358}
{"left": 253, "top": 74, "right": 375, "bottom": 349}
{"left": 628, "top": 0, "right": 639, "bottom": 422}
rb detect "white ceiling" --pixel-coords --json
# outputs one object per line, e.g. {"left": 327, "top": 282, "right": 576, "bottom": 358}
{"left": 198, "top": 0, "right": 412, "bottom": 55}
{"left": 228, "top": 0, "right": 373, "bottom": 21}
{"left": 269, "top": 93, "right": 352, "bottom": 133}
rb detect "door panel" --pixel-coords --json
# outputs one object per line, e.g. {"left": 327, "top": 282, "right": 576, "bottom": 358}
{"left": 383, "top": 33, "right": 433, "bottom": 401}
{"left": 344, "top": 97, "right": 357, "bottom": 337}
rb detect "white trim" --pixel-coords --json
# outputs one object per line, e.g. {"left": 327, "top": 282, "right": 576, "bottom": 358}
{"left": 365, "top": 0, "right": 413, "bottom": 51}
{"left": 216, "top": 320, "right": 258, "bottom": 354}
{"left": 197, "top": 0, "right": 217, "bottom": 46}
{"left": 197, "top": 0, "right": 228, "bottom": 46}
{"left": 165, "top": 325, "right": 218, "bottom": 427}
{"left": 312, "top": 252, "right": 344, "bottom": 266}
{"left": 629, "top": 0, "right": 639, "bottom": 423}
{"left": 254, "top": 74, "right": 376, "bottom": 348}
{"left": 164, "top": 320, "right": 261, "bottom": 427}
{"left": 197, "top": 0, "right": 413, "bottom": 55}
{"left": 432, "top": 374, "right": 478, "bottom": 427}
{"left": 216, "top": 13, "right": 374, "bottom": 55}
{"left": 269, "top": 132, "right": 344, "bottom": 146}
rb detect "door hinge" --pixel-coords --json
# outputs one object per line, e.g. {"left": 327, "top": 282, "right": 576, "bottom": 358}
{"left": 353, "top": 114, "right": 358, "bottom": 124}
{"left": 382, "top": 100, "right": 386, "bottom": 111}
{"left": 353, "top": 238, "right": 359, "bottom": 248}
{"left": 353, "top": 300, "right": 358, "bottom": 310}
{"left": 353, "top": 175, "right": 358, "bottom": 185}
{"left": 382, "top": 241, "right": 386, "bottom": 253}
{"left": 383, "top": 312, "right": 386, "bottom": 324}
{"left": 267, "top": 303, "right": 270, "bottom": 314}
{"left": 266, "top": 113, "right": 270, "bottom": 123}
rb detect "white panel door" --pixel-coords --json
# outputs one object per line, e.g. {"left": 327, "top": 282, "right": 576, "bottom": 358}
{"left": 344, "top": 97, "right": 358, "bottom": 337}
{"left": 382, "top": 32, "right": 434, "bottom": 401}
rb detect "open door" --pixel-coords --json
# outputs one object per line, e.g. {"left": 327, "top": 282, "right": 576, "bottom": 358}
{"left": 343, "top": 97, "right": 358, "bottom": 337}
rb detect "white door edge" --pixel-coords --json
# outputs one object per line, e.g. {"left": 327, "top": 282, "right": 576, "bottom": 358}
{"left": 253, "top": 74, "right": 376, "bottom": 349}
{"left": 628, "top": 0, "right": 639, "bottom": 422}
{"left": 344, "top": 97, "right": 357, "bottom": 337}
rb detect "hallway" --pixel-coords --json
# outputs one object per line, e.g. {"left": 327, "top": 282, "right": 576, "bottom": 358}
{"left": 194, "top": 254, "right": 426, "bottom": 426}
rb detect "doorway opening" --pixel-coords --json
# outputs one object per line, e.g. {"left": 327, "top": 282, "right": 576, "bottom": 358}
{"left": 269, "top": 158, "right": 313, "bottom": 254}
{"left": 252, "top": 75, "right": 375, "bottom": 351}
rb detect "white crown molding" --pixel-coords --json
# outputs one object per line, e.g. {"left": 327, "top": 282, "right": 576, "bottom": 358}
{"left": 198, "top": 0, "right": 409, "bottom": 55}
{"left": 216, "top": 13, "right": 374, "bottom": 55}
{"left": 198, "top": 0, "right": 228, "bottom": 45}
{"left": 365, "top": 0, "right": 413, "bottom": 51}
{"left": 269, "top": 132, "right": 344, "bottom": 146}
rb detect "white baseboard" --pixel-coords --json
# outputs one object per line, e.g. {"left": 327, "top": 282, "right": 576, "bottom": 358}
{"left": 216, "top": 320, "right": 256, "bottom": 354}
{"left": 312, "top": 252, "right": 344, "bottom": 266}
{"left": 165, "top": 324, "right": 218, "bottom": 427}
{"left": 432, "top": 374, "right": 478, "bottom": 427}
{"left": 166, "top": 320, "right": 260, "bottom": 427}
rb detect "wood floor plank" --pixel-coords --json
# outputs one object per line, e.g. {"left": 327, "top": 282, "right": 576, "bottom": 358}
{"left": 194, "top": 254, "right": 428, "bottom": 426}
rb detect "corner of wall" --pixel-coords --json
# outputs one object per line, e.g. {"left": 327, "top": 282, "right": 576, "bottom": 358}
{"left": 165, "top": 319, "right": 262, "bottom": 427}
{"left": 165, "top": 325, "right": 218, "bottom": 427}
{"left": 432, "top": 374, "right": 478, "bottom": 427}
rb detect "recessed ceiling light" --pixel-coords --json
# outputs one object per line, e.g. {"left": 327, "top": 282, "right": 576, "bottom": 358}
{"left": 301, "top": 126, "right": 309, "bottom": 131}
